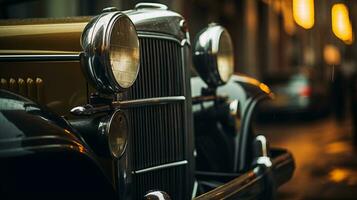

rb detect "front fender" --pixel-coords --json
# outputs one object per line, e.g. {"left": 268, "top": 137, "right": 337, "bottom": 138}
{"left": 191, "top": 75, "right": 273, "bottom": 172}
{"left": 0, "top": 89, "right": 116, "bottom": 199}
{"left": 0, "top": 89, "right": 89, "bottom": 157}
{"left": 218, "top": 75, "right": 273, "bottom": 171}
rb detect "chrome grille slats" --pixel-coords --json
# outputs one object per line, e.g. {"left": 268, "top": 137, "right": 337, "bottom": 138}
{"left": 123, "top": 36, "right": 187, "bottom": 199}
{"left": 129, "top": 104, "right": 184, "bottom": 169}
{"left": 128, "top": 38, "right": 183, "bottom": 99}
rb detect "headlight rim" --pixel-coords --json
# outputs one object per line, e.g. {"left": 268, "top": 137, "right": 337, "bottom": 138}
{"left": 81, "top": 11, "right": 140, "bottom": 94}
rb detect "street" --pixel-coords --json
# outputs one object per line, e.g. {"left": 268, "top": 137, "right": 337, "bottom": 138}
{"left": 258, "top": 117, "right": 357, "bottom": 200}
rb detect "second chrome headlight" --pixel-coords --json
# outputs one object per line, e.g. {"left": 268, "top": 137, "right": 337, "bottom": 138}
{"left": 193, "top": 23, "right": 234, "bottom": 88}
{"left": 81, "top": 11, "right": 140, "bottom": 94}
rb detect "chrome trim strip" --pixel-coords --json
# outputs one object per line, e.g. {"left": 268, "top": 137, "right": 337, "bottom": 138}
{"left": 0, "top": 54, "right": 80, "bottom": 62}
{"left": 0, "top": 34, "right": 184, "bottom": 62}
{"left": 70, "top": 96, "right": 186, "bottom": 116}
{"left": 133, "top": 160, "right": 188, "bottom": 174}
{"left": 113, "top": 96, "right": 185, "bottom": 109}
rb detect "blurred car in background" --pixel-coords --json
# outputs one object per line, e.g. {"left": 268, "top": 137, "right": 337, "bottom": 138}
{"left": 257, "top": 67, "right": 330, "bottom": 121}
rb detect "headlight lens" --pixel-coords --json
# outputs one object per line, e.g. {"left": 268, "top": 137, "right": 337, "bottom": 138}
{"left": 217, "top": 31, "right": 234, "bottom": 82}
{"left": 81, "top": 12, "right": 140, "bottom": 94}
{"left": 193, "top": 24, "right": 234, "bottom": 88}
{"left": 108, "top": 110, "right": 128, "bottom": 158}
{"left": 109, "top": 16, "right": 140, "bottom": 89}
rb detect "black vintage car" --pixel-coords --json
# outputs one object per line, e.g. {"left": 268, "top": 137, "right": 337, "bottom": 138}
{"left": 0, "top": 3, "right": 294, "bottom": 200}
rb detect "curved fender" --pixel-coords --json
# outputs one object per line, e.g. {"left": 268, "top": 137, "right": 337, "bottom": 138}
{"left": 191, "top": 74, "right": 273, "bottom": 112}
{"left": 217, "top": 74, "right": 273, "bottom": 113}
{"left": 0, "top": 89, "right": 116, "bottom": 199}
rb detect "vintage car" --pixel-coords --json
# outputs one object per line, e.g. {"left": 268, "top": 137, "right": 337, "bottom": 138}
{"left": 0, "top": 3, "right": 294, "bottom": 200}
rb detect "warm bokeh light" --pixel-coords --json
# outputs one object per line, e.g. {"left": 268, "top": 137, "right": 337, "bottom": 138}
{"left": 323, "top": 44, "right": 341, "bottom": 65}
{"left": 329, "top": 168, "right": 349, "bottom": 183}
{"left": 332, "top": 3, "right": 354, "bottom": 45}
{"left": 328, "top": 168, "right": 357, "bottom": 185}
{"left": 293, "top": 0, "right": 315, "bottom": 29}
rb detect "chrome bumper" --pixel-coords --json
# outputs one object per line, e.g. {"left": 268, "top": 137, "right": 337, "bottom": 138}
{"left": 194, "top": 149, "right": 295, "bottom": 200}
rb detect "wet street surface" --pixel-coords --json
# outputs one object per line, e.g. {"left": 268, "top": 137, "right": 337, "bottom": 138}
{"left": 257, "top": 117, "right": 357, "bottom": 200}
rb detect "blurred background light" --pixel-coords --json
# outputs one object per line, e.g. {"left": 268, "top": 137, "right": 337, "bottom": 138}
{"left": 332, "top": 3, "right": 354, "bottom": 45}
{"left": 293, "top": 0, "right": 315, "bottom": 29}
{"left": 323, "top": 44, "right": 341, "bottom": 66}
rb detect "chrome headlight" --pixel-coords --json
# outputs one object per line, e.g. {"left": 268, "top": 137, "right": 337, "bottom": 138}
{"left": 193, "top": 23, "right": 234, "bottom": 88}
{"left": 81, "top": 11, "right": 140, "bottom": 93}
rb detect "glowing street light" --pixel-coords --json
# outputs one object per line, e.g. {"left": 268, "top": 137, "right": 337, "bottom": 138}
{"left": 332, "top": 3, "right": 353, "bottom": 45}
{"left": 293, "top": 0, "right": 315, "bottom": 29}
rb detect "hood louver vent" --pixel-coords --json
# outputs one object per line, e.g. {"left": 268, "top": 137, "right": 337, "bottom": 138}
{"left": 0, "top": 77, "right": 44, "bottom": 103}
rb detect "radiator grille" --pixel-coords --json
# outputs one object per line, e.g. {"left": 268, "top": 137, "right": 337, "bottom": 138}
{"left": 123, "top": 36, "right": 188, "bottom": 199}
{"left": 128, "top": 38, "right": 183, "bottom": 99}
{"left": 129, "top": 103, "right": 184, "bottom": 170}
